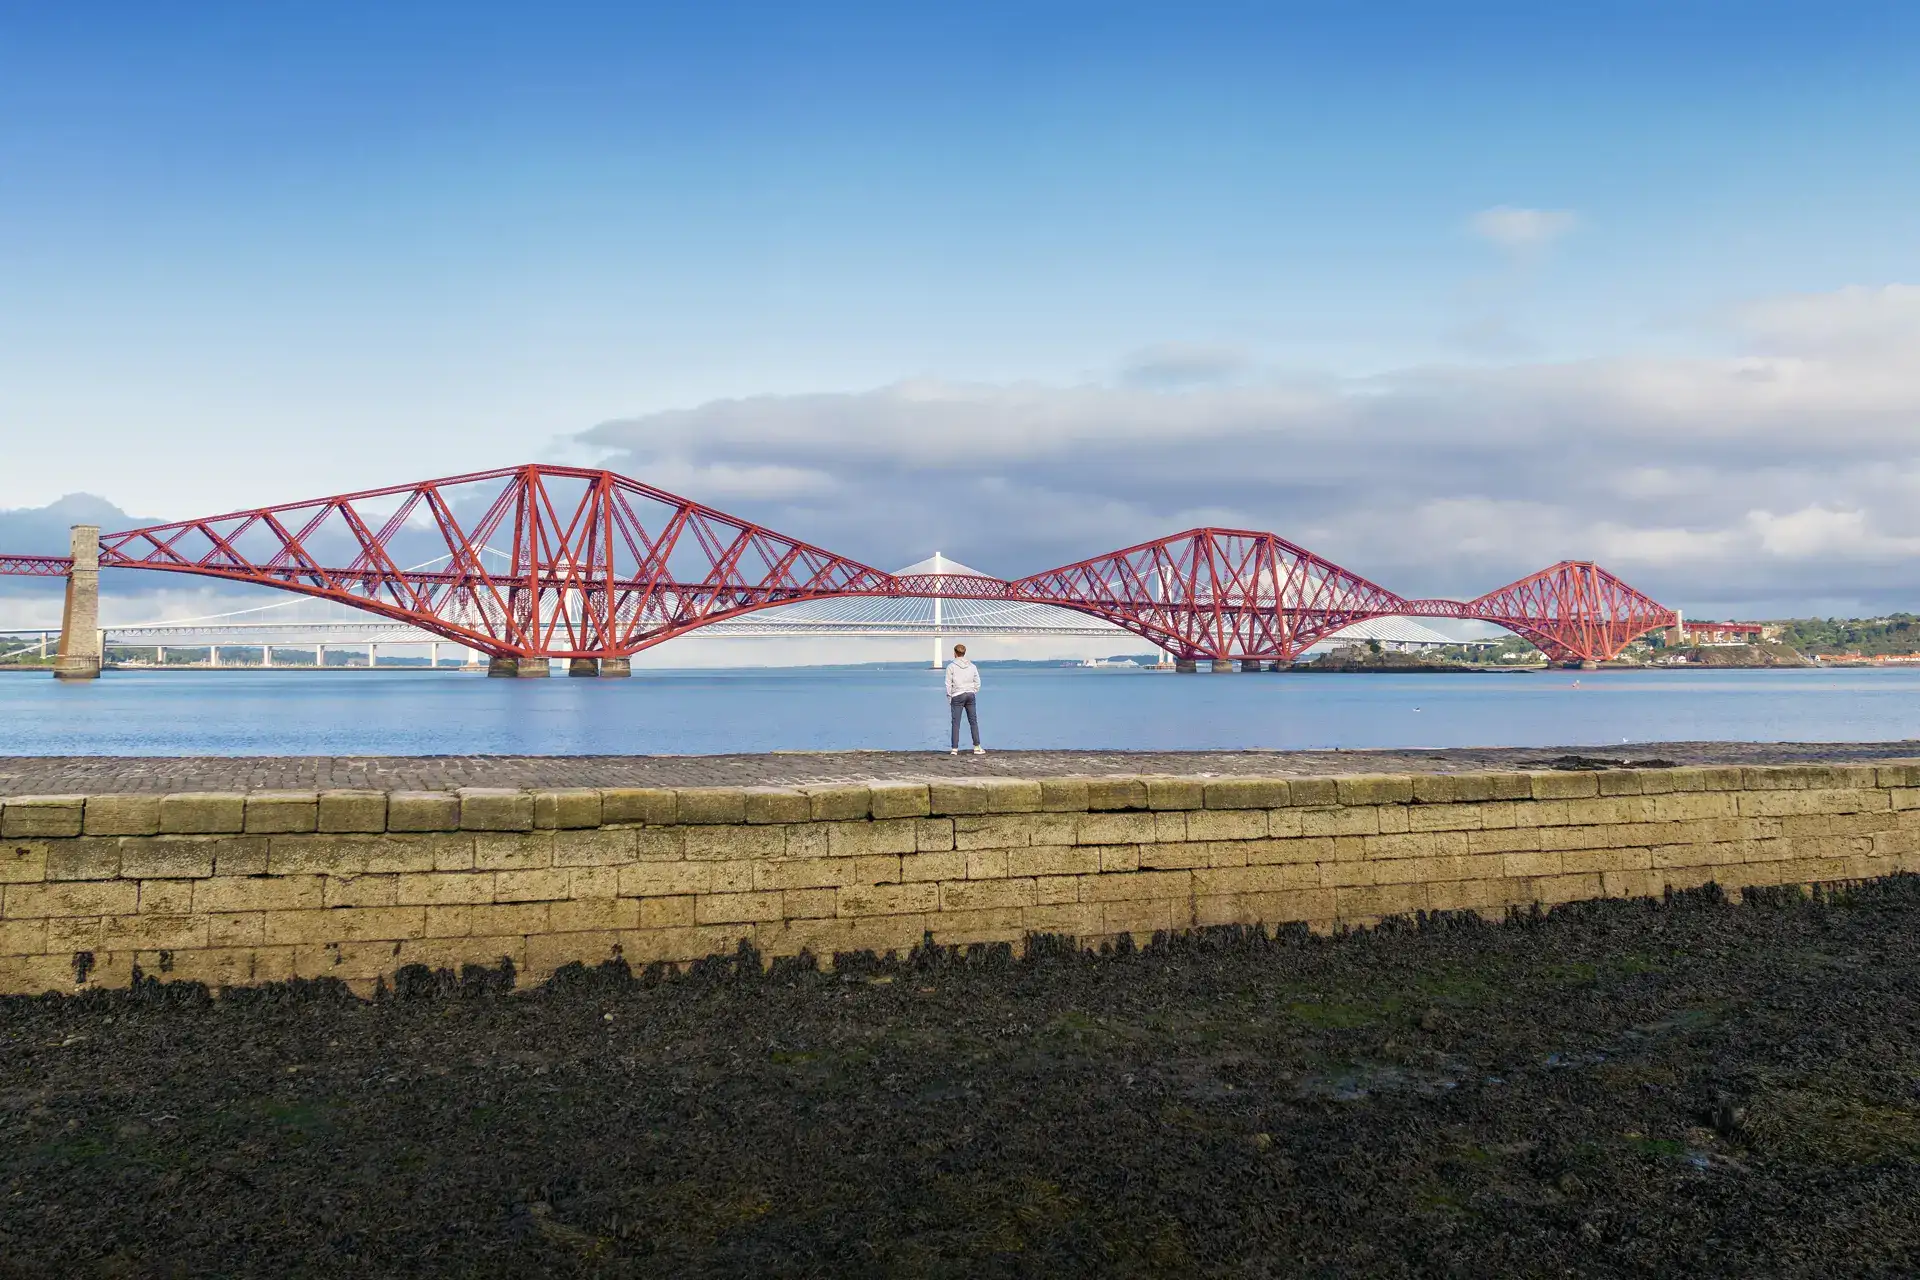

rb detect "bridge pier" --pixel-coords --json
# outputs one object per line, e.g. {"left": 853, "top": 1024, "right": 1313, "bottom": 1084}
{"left": 1209, "top": 659, "right": 1234, "bottom": 674}
{"left": 567, "top": 658, "right": 599, "bottom": 677}
{"left": 486, "top": 656, "right": 518, "bottom": 678}
{"left": 1579, "top": 660, "right": 1599, "bottom": 671}
{"left": 1174, "top": 659, "right": 1198, "bottom": 674}
{"left": 599, "top": 658, "right": 632, "bottom": 678}
{"left": 1240, "top": 660, "right": 1267, "bottom": 673}
{"left": 516, "top": 656, "right": 551, "bottom": 678}
{"left": 52, "top": 525, "right": 102, "bottom": 680}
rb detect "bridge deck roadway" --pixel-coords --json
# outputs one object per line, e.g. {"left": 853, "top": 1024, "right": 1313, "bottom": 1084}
{"left": 1, "top": 741, "right": 1916, "bottom": 795}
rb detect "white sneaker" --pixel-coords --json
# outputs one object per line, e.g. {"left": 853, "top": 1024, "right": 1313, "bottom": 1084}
{"left": 973, "top": 746, "right": 986, "bottom": 755}
{"left": 949, "top": 748, "right": 959, "bottom": 755}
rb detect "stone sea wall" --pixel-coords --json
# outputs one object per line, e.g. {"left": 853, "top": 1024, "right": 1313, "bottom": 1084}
{"left": 4, "top": 763, "right": 1917, "bottom": 995}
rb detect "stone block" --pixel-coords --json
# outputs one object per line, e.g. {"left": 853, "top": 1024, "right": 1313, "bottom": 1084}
{"left": 682, "top": 824, "right": 786, "bottom": 860}
{"left": 1, "top": 796, "right": 86, "bottom": 838}
{"left": 1316, "top": 860, "right": 1374, "bottom": 888}
{"left": 1149, "top": 812, "right": 1189, "bottom": 843}
{"left": 1022, "top": 902, "right": 1104, "bottom": 936}
{"left": 119, "top": 837, "right": 217, "bottom": 879}
{"left": 473, "top": 832, "right": 554, "bottom": 871}
{"left": 1596, "top": 771, "right": 1645, "bottom": 796}
{"left": 1076, "top": 869, "right": 1191, "bottom": 902}
{"left": 618, "top": 861, "right": 711, "bottom": 897}
{"left": 695, "top": 891, "right": 786, "bottom": 924}
{"left": 493, "top": 868, "right": 572, "bottom": 903}
{"left": 1076, "top": 811, "right": 1156, "bottom": 846}
{"left": 676, "top": 788, "right": 747, "bottom": 825}
{"left": 1529, "top": 771, "right": 1600, "bottom": 800}
{"left": 1039, "top": 779, "right": 1090, "bottom": 812}
{"left": 1192, "top": 863, "right": 1318, "bottom": 895}
{"left": 912, "top": 818, "right": 955, "bottom": 852}
{"left": 983, "top": 778, "right": 1044, "bottom": 813}
{"left": 551, "top": 897, "right": 640, "bottom": 933}
{"left": 901, "top": 851, "right": 966, "bottom": 882}
{"left": 1086, "top": 778, "right": 1148, "bottom": 811}
{"left": 1286, "top": 778, "right": 1338, "bottom": 807}
{"left": 1336, "top": 775, "right": 1414, "bottom": 806}
{"left": 939, "top": 877, "right": 1036, "bottom": 910}
{"left": 928, "top": 781, "right": 989, "bottom": 816}
{"left": 264, "top": 906, "right": 426, "bottom": 946}
{"left": 743, "top": 788, "right": 810, "bottom": 825}
{"left": 1101, "top": 899, "right": 1178, "bottom": 936}
{"left": 1146, "top": 777, "right": 1206, "bottom": 810}
{"left": 1185, "top": 809, "right": 1266, "bottom": 842}
{"left": 569, "top": 866, "right": 620, "bottom": 898}
{"left": 101, "top": 913, "right": 209, "bottom": 952}
{"left": 777, "top": 888, "right": 835, "bottom": 919}
{"left": 1241, "top": 837, "right": 1324, "bottom": 866}
{"left": 1409, "top": 804, "right": 1482, "bottom": 832}
{"left": 868, "top": 782, "right": 931, "bottom": 820}
{"left": 137, "top": 879, "right": 194, "bottom": 913}
{"left": 4, "top": 879, "right": 138, "bottom": 917}
{"left": 243, "top": 791, "right": 318, "bottom": 835}
{"left": 639, "top": 896, "right": 697, "bottom": 929}
{"left": 533, "top": 788, "right": 602, "bottom": 830}
{"left": 1299, "top": 807, "right": 1379, "bottom": 838}
{"left": 757, "top": 915, "right": 925, "bottom": 961}
{"left": 396, "top": 872, "right": 496, "bottom": 906}
{"left": 632, "top": 828, "right": 685, "bottom": 861}
{"left": 458, "top": 788, "right": 533, "bottom": 832}
{"left": 1136, "top": 842, "right": 1209, "bottom": 870}
{"left": 803, "top": 785, "right": 870, "bottom": 821}
{"left": 1034, "top": 875, "right": 1081, "bottom": 905}
{"left": 1191, "top": 777, "right": 1286, "bottom": 812}
{"left": 1094, "top": 844, "right": 1141, "bottom": 873}
{"left": 0, "top": 918, "right": 48, "bottom": 956}
{"left": 964, "top": 848, "right": 1008, "bottom": 880}
{"left": 324, "top": 874, "right": 399, "bottom": 908}
{"left": 755, "top": 855, "right": 899, "bottom": 892}
{"left": 1193, "top": 889, "right": 1333, "bottom": 928}
{"left": 930, "top": 906, "right": 1029, "bottom": 945}
{"left": 600, "top": 787, "right": 676, "bottom": 826}
{"left": 837, "top": 882, "right": 939, "bottom": 917}
{"left": 83, "top": 794, "right": 161, "bottom": 836}
{"left": 1006, "top": 845, "right": 1099, "bottom": 878}
{"left": 386, "top": 791, "right": 460, "bottom": 832}
{"left": 192, "top": 875, "right": 324, "bottom": 913}
{"left": 43, "top": 838, "right": 120, "bottom": 881}
{"left": 826, "top": 819, "right": 918, "bottom": 858}
{"left": 318, "top": 789, "right": 389, "bottom": 833}
{"left": 953, "top": 814, "right": 1034, "bottom": 850}
{"left": 207, "top": 912, "right": 265, "bottom": 947}
{"left": 552, "top": 828, "right": 637, "bottom": 867}
{"left": 1335, "top": 881, "right": 1428, "bottom": 918}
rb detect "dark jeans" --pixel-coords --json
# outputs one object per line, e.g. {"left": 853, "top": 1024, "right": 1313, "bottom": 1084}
{"left": 949, "top": 692, "right": 979, "bottom": 748}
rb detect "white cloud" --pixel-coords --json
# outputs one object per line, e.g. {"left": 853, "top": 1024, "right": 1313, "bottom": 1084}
{"left": 1469, "top": 206, "right": 1578, "bottom": 253}
{"left": 575, "top": 282, "right": 1920, "bottom": 617}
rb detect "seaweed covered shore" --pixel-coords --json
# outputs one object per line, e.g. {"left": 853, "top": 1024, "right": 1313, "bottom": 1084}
{"left": 5, "top": 880, "right": 1920, "bottom": 1278}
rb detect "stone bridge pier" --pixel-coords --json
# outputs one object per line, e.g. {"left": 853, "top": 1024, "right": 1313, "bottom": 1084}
{"left": 53, "top": 524, "right": 101, "bottom": 681}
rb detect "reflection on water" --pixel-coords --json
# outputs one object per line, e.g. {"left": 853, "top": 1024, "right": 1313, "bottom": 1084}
{"left": 0, "top": 665, "right": 1915, "bottom": 757}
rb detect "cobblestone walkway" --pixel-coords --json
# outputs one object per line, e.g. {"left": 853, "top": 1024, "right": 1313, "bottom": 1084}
{"left": 3, "top": 740, "right": 1918, "bottom": 794}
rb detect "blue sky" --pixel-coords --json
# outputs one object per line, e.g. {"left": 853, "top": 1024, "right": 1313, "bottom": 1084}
{"left": 3, "top": 3, "right": 1920, "bottom": 625}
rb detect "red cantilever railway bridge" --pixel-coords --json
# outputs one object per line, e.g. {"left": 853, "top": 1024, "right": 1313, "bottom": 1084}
{"left": 0, "top": 464, "right": 1678, "bottom": 667}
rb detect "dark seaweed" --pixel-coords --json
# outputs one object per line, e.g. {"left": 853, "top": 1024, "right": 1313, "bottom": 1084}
{"left": 5, "top": 879, "right": 1920, "bottom": 1277}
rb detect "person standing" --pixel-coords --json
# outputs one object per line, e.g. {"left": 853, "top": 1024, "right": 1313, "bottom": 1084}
{"left": 945, "top": 643, "right": 984, "bottom": 755}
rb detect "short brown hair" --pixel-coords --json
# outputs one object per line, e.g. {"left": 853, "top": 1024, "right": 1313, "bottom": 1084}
{"left": 953, "top": 644, "right": 967, "bottom": 657}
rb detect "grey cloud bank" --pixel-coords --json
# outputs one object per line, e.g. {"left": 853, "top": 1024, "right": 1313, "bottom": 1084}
{"left": 578, "top": 284, "right": 1920, "bottom": 619}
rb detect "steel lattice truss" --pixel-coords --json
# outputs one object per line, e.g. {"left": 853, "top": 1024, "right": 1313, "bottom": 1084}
{"left": 0, "top": 464, "right": 1679, "bottom": 664}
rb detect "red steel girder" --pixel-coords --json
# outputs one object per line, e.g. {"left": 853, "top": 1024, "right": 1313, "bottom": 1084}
{"left": 0, "top": 555, "right": 73, "bottom": 577}
{"left": 1007, "top": 528, "right": 1406, "bottom": 662}
{"left": 0, "top": 466, "right": 1681, "bottom": 665}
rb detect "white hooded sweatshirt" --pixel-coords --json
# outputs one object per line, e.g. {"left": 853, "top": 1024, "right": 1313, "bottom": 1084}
{"left": 944, "top": 657, "right": 981, "bottom": 698}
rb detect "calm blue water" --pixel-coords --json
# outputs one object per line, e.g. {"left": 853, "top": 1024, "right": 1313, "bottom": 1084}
{"left": 1, "top": 665, "right": 1917, "bottom": 756}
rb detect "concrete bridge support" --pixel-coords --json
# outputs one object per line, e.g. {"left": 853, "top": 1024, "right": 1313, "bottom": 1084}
{"left": 1174, "top": 659, "right": 1198, "bottom": 674}
{"left": 1240, "top": 660, "right": 1267, "bottom": 673}
{"left": 1210, "top": 659, "right": 1234, "bottom": 673}
{"left": 486, "top": 656, "right": 518, "bottom": 678}
{"left": 568, "top": 658, "right": 599, "bottom": 677}
{"left": 515, "top": 656, "right": 551, "bottom": 678}
{"left": 53, "top": 525, "right": 102, "bottom": 680}
{"left": 599, "top": 658, "right": 632, "bottom": 678}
